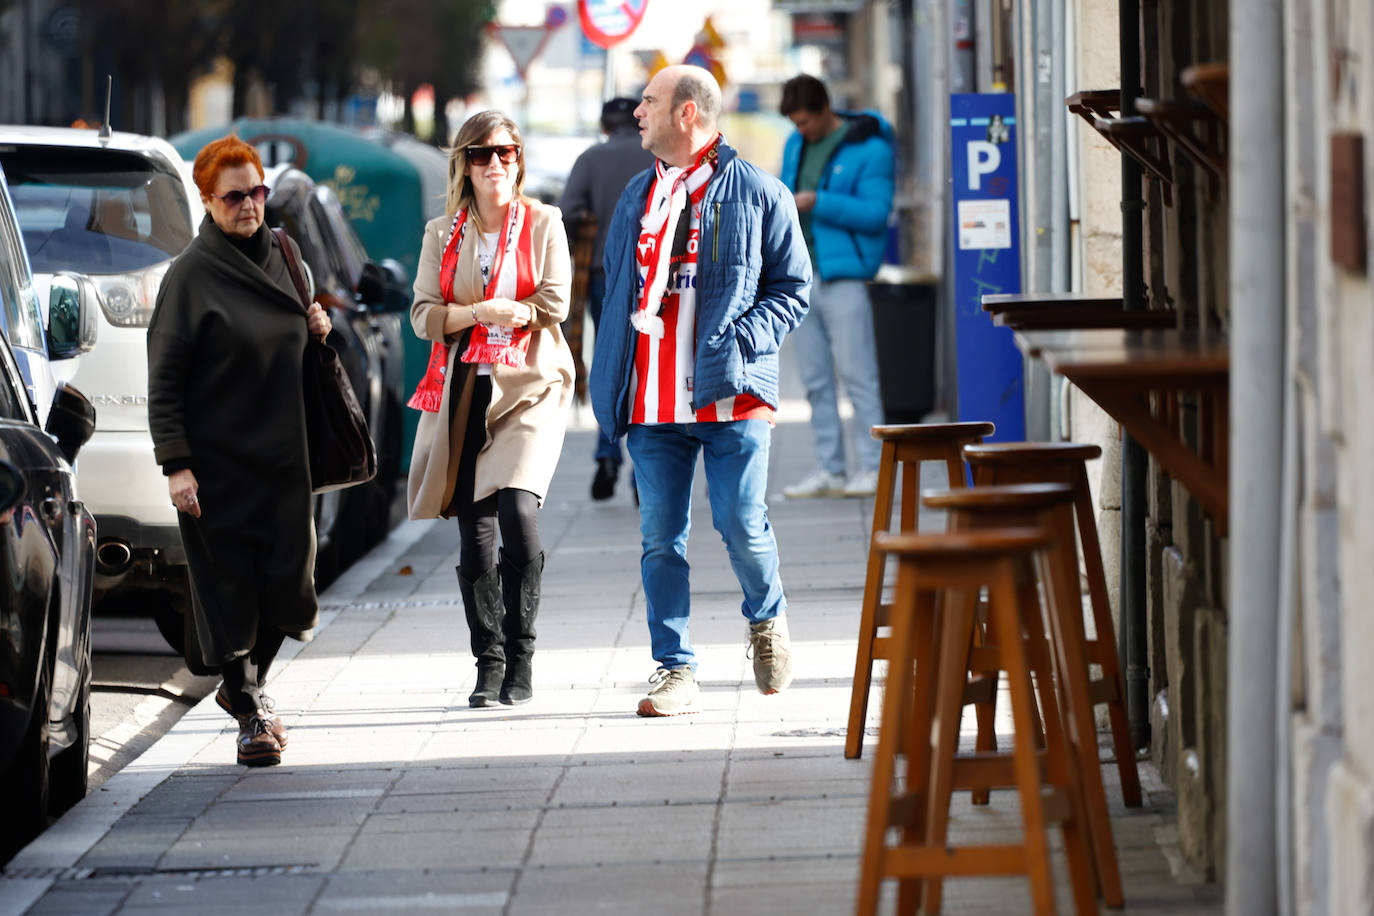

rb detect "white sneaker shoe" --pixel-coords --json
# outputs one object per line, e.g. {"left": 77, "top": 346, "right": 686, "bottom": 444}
{"left": 783, "top": 470, "right": 846, "bottom": 499}
{"left": 843, "top": 468, "right": 880, "bottom": 497}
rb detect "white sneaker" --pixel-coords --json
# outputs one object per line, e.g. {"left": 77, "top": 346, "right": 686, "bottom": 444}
{"left": 843, "top": 468, "right": 880, "bottom": 497}
{"left": 783, "top": 470, "right": 846, "bottom": 499}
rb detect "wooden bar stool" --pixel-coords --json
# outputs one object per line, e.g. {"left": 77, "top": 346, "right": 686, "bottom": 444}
{"left": 923, "top": 483, "right": 1124, "bottom": 908}
{"left": 962, "top": 441, "right": 1143, "bottom": 808}
{"left": 846, "top": 421, "right": 995, "bottom": 760}
{"left": 856, "top": 528, "right": 1098, "bottom": 916}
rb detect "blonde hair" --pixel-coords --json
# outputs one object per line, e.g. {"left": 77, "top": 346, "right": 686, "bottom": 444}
{"left": 445, "top": 110, "right": 527, "bottom": 222}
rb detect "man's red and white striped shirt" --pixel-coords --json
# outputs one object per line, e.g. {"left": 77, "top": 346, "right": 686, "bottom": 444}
{"left": 630, "top": 207, "right": 773, "bottom": 426}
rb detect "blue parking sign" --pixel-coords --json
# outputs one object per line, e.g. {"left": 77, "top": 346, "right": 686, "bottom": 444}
{"left": 950, "top": 93, "right": 1024, "bottom": 441}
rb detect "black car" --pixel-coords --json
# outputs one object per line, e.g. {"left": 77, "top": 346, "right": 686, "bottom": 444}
{"left": 0, "top": 180, "right": 98, "bottom": 860}
{"left": 263, "top": 166, "right": 408, "bottom": 580}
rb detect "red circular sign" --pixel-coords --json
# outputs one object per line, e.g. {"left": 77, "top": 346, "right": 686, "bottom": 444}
{"left": 578, "top": 0, "right": 649, "bottom": 49}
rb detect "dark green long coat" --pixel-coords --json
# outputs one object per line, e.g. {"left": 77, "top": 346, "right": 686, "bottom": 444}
{"left": 147, "top": 218, "right": 318, "bottom": 666}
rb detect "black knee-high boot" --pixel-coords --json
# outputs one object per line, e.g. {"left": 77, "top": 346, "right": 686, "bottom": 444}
{"left": 498, "top": 550, "right": 543, "bottom": 705}
{"left": 458, "top": 565, "right": 504, "bottom": 707}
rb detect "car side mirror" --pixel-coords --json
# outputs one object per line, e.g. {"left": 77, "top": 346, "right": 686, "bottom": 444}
{"left": 0, "top": 460, "right": 24, "bottom": 516}
{"left": 356, "top": 261, "right": 386, "bottom": 309}
{"left": 47, "top": 272, "right": 98, "bottom": 360}
{"left": 379, "top": 259, "right": 411, "bottom": 313}
{"left": 44, "top": 382, "right": 96, "bottom": 464}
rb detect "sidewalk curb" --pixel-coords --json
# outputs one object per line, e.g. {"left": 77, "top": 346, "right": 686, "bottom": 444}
{"left": 0, "top": 516, "right": 435, "bottom": 916}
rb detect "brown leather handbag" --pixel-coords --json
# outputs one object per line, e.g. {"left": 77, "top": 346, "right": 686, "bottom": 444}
{"left": 273, "top": 229, "right": 377, "bottom": 493}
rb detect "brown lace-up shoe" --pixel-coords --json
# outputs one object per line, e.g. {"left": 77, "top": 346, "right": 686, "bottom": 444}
{"left": 236, "top": 715, "right": 282, "bottom": 767}
{"left": 217, "top": 685, "right": 289, "bottom": 748}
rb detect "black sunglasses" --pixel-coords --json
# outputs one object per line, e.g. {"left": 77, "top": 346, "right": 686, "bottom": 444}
{"left": 465, "top": 145, "right": 521, "bottom": 166}
{"left": 214, "top": 184, "right": 269, "bottom": 207}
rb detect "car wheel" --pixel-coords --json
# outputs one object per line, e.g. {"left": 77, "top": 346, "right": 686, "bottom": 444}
{"left": 48, "top": 690, "right": 89, "bottom": 815}
{"left": 1, "top": 659, "right": 52, "bottom": 862}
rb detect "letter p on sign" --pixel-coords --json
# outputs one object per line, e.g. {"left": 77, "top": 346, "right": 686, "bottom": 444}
{"left": 967, "top": 141, "right": 1001, "bottom": 190}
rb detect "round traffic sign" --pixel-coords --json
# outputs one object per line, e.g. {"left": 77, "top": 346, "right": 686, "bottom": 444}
{"left": 578, "top": 0, "right": 649, "bottom": 49}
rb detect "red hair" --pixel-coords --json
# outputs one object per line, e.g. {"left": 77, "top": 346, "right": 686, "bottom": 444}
{"left": 192, "top": 134, "right": 264, "bottom": 198}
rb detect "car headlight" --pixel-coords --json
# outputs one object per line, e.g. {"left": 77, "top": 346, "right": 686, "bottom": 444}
{"left": 94, "top": 262, "right": 170, "bottom": 328}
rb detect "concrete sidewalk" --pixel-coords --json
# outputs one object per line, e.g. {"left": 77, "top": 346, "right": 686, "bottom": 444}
{"left": 2, "top": 396, "right": 1221, "bottom": 915}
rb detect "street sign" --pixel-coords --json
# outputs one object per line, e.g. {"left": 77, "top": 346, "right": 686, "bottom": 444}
{"left": 949, "top": 93, "right": 1024, "bottom": 441}
{"left": 578, "top": 0, "right": 649, "bottom": 49}
{"left": 489, "top": 21, "right": 557, "bottom": 79}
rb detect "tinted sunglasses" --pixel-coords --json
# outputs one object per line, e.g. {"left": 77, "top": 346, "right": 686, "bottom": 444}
{"left": 465, "top": 145, "right": 521, "bottom": 166}
{"left": 214, "top": 184, "right": 269, "bottom": 207}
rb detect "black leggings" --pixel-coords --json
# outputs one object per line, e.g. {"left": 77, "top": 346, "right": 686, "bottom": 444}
{"left": 451, "top": 374, "right": 542, "bottom": 580}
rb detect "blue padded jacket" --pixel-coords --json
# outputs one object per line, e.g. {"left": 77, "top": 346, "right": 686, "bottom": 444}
{"left": 590, "top": 140, "right": 812, "bottom": 442}
{"left": 779, "top": 109, "right": 895, "bottom": 281}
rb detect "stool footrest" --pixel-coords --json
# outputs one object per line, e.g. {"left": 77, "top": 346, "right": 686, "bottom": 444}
{"left": 884, "top": 844, "right": 1029, "bottom": 877}
{"left": 962, "top": 675, "right": 997, "bottom": 706}
{"left": 1088, "top": 677, "right": 1119, "bottom": 705}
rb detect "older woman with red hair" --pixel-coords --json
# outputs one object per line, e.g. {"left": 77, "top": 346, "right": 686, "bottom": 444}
{"left": 147, "top": 134, "right": 332, "bottom": 767}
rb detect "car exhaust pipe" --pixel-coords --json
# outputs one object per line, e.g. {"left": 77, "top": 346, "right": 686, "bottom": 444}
{"left": 96, "top": 538, "right": 134, "bottom": 576}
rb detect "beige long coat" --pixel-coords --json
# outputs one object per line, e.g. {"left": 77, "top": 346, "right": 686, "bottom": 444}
{"left": 406, "top": 201, "right": 574, "bottom": 519}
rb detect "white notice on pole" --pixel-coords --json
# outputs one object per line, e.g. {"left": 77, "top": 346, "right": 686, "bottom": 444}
{"left": 495, "top": 26, "right": 549, "bottom": 79}
{"left": 957, "top": 199, "right": 1013, "bottom": 250}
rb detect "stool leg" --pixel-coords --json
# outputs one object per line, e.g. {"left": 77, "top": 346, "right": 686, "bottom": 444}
{"left": 919, "top": 580, "right": 980, "bottom": 915}
{"left": 1070, "top": 464, "right": 1142, "bottom": 807}
{"left": 847, "top": 443, "right": 899, "bottom": 760}
{"left": 968, "top": 590, "right": 999, "bottom": 806}
{"left": 1043, "top": 511, "right": 1124, "bottom": 906}
{"left": 895, "top": 587, "right": 941, "bottom": 913}
{"left": 987, "top": 563, "right": 1059, "bottom": 916}
{"left": 1018, "top": 560, "right": 1100, "bottom": 916}
{"left": 856, "top": 568, "right": 916, "bottom": 914}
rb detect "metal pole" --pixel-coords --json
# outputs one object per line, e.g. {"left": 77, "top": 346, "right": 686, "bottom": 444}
{"left": 1118, "top": 0, "right": 1150, "bottom": 752}
{"left": 1225, "top": 0, "right": 1285, "bottom": 911}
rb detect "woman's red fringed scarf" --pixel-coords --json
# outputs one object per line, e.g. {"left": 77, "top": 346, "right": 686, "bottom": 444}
{"left": 407, "top": 201, "right": 536, "bottom": 412}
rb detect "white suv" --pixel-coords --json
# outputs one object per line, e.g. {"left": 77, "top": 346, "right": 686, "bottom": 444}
{"left": 0, "top": 126, "right": 203, "bottom": 649}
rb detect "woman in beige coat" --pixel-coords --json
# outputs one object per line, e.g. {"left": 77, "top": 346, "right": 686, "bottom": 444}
{"left": 407, "top": 110, "right": 574, "bottom": 707}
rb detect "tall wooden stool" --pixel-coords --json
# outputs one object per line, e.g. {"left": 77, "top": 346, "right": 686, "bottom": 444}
{"left": 962, "top": 441, "right": 1142, "bottom": 808}
{"left": 856, "top": 528, "right": 1098, "bottom": 916}
{"left": 846, "top": 421, "right": 995, "bottom": 759}
{"left": 922, "top": 483, "right": 1124, "bottom": 908}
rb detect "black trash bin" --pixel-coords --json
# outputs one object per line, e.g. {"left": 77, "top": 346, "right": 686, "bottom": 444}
{"left": 867, "top": 268, "right": 937, "bottom": 423}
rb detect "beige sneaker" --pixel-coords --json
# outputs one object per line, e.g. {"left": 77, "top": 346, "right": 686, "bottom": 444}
{"left": 637, "top": 666, "right": 700, "bottom": 717}
{"left": 783, "top": 470, "right": 846, "bottom": 499}
{"left": 748, "top": 615, "right": 794, "bottom": 695}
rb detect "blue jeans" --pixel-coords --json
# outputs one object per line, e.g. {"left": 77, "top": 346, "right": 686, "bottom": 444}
{"left": 790, "top": 278, "right": 884, "bottom": 475}
{"left": 627, "top": 420, "right": 787, "bottom": 670}
{"left": 587, "top": 270, "right": 623, "bottom": 465}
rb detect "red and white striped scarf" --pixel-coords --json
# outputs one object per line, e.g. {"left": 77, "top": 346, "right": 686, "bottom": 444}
{"left": 631, "top": 138, "right": 718, "bottom": 339}
{"left": 407, "top": 201, "right": 536, "bottom": 412}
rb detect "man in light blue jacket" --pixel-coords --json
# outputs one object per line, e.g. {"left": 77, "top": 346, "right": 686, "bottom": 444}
{"left": 590, "top": 65, "right": 811, "bottom": 717}
{"left": 778, "top": 75, "right": 895, "bottom": 499}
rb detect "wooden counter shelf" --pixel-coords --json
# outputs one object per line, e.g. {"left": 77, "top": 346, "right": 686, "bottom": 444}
{"left": 981, "top": 292, "right": 1177, "bottom": 331}
{"left": 1136, "top": 97, "right": 1226, "bottom": 197}
{"left": 1066, "top": 89, "right": 1174, "bottom": 205}
{"left": 1014, "top": 328, "right": 1230, "bottom": 534}
{"left": 1181, "top": 62, "right": 1229, "bottom": 121}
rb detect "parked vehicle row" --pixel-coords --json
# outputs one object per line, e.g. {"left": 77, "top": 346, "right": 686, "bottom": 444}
{"left": 0, "top": 163, "right": 98, "bottom": 860}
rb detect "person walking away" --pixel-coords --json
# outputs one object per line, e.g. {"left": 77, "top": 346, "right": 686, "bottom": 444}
{"left": 590, "top": 65, "right": 812, "bottom": 717}
{"left": 560, "top": 97, "right": 655, "bottom": 500}
{"left": 407, "top": 111, "right": 575, "bottom": 708}
{"left": 777, "top": 74, "right": 895, "bottom": 499}
{"left": 148, "top": 134, "right": 334, "bottom": 767}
